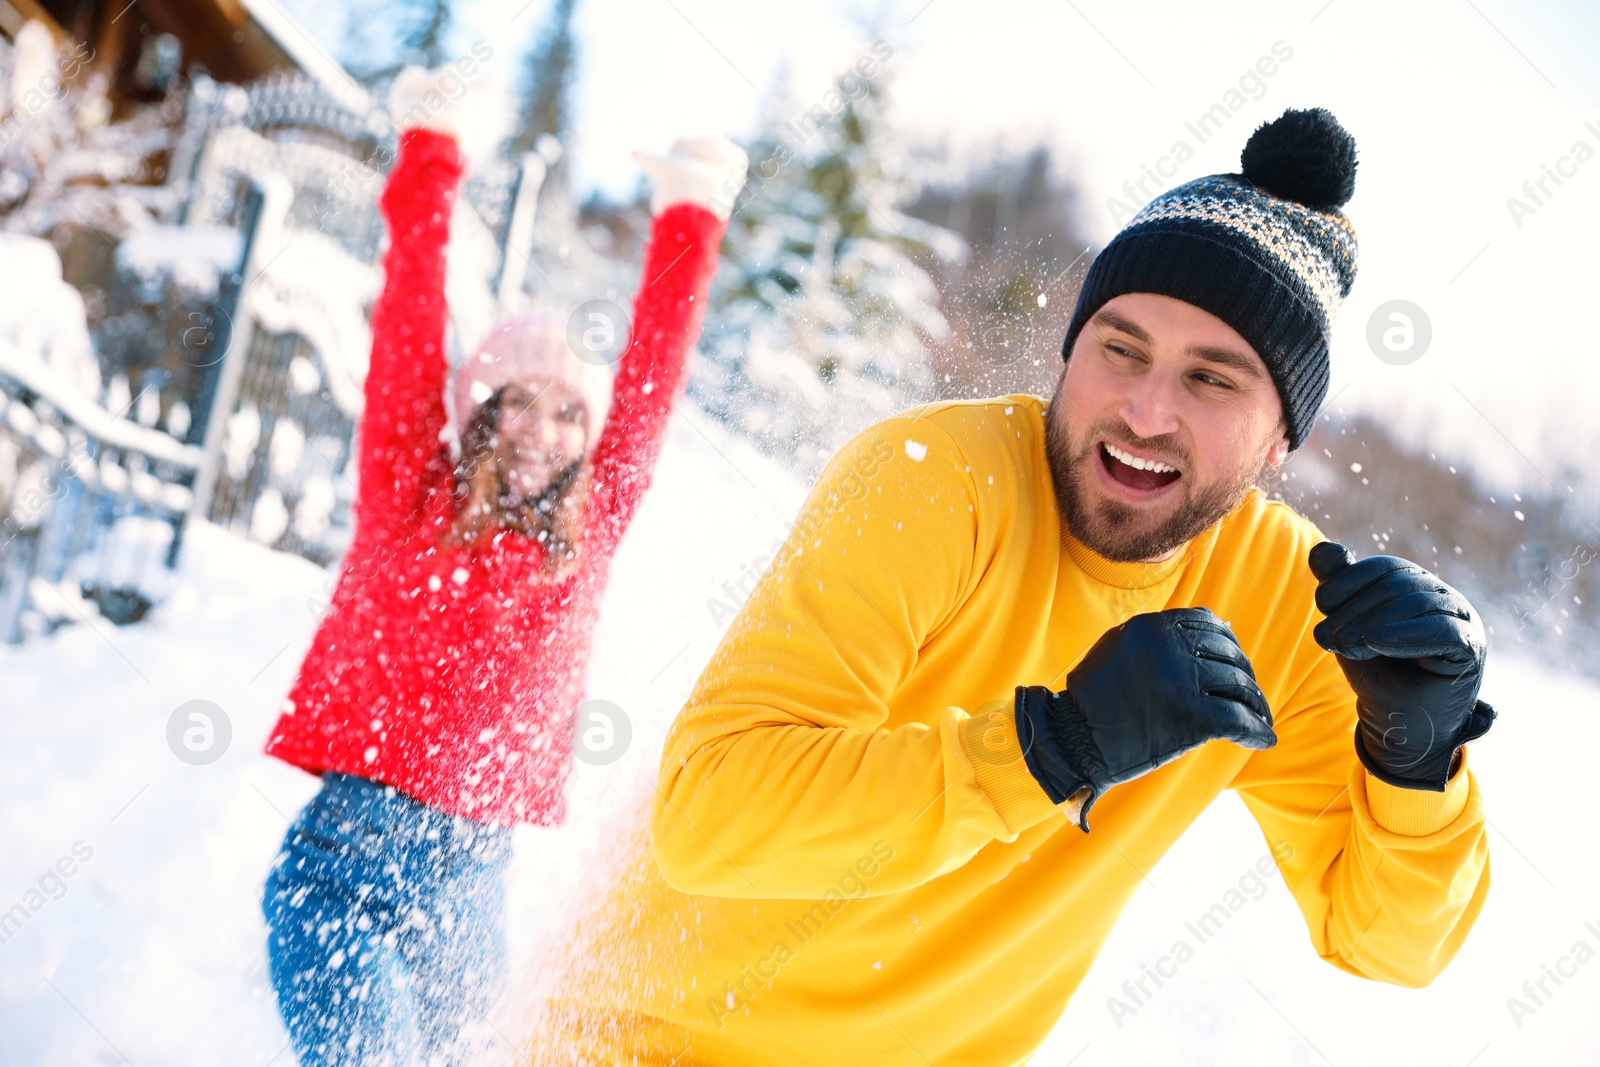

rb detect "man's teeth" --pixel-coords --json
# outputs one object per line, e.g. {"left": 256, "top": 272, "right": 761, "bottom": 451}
{"left": 1105, "top": 442, "right": 1177, "bottom": 474}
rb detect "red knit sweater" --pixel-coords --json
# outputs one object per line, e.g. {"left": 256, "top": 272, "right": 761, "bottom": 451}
{"left": 264, "top": 128, "right": 728, "bottom": 826}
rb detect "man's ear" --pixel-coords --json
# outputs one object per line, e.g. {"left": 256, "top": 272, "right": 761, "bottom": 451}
{"left": 1264, "top": 421, "right": 1292, "bottom": 469}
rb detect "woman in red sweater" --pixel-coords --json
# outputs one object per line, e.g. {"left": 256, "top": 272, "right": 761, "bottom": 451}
{"left": 260, "top": 68, "right": 746, "bottom": 1065}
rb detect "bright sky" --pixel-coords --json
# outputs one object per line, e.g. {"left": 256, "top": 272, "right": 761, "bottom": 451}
{"left": 282, "top": 0, "right": 1600, "bottom": 494}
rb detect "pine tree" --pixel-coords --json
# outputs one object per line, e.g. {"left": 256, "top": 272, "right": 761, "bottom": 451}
{"left": 343, "top": 0, "right": 453, "bottom": 83}
{"left": 511, "top": 0, "right": 578, "bottom": 190}
{"left": 492, "top": 0, "right": 591, "bottom": 314}
{"left": 400, "top": 0, "right": 452, "bottom": 70}
{"left": 693, "top": 57, "right": 961, "bottom": 474}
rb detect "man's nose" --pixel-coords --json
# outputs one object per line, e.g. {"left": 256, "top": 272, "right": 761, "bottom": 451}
{"left": 1118, "top": 372, "right": 1180, "bottom": 440}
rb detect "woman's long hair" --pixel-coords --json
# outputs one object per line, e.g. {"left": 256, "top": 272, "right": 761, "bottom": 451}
{"left": 443, "top": 384, "right": 590, "bottom": 582}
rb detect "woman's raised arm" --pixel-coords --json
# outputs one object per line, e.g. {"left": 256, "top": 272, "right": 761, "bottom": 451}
{"left": 354, "top": 125, "right": 464, "bottom": 542}
{"left": 586, "top": 137, "right": 748, "bottom": 548}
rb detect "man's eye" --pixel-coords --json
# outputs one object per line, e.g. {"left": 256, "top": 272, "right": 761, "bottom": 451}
{"left": 1107, "top": 343, "right": 1138, "bottom": 359}
{"left": 1194, "top": 372, "right": 1232, "bottom": 389}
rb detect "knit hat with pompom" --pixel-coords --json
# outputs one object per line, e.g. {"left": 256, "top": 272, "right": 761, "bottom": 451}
{"left": 1061, "top": 107, "right": 1360, "bottom": 450}
{"left": 451, "top": 313, "right": 614, "bottom": 450}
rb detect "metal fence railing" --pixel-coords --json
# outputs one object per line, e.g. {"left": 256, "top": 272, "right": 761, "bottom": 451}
{"left": 0, "top": 355, "right": 199, "bottom": 642}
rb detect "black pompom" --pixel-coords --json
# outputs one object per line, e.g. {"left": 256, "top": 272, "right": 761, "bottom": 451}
{"left": 1239, "top": 108, "right": 1357, "bottom": 211}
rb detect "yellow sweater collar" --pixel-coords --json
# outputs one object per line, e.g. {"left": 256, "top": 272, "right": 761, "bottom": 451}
{"left": 1054, "top": 486, "right": 1233, "bottom": 590}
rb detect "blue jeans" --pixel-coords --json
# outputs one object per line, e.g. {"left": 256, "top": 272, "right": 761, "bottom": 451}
{"left": 263, "top": 773, "right": 513, "bottom": 1066}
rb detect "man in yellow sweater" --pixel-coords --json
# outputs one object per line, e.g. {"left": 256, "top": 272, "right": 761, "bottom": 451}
{"left": 536, "top": 108, "right": 1496, "bottom": 1066}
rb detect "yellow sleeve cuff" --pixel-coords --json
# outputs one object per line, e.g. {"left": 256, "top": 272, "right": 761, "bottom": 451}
{"left": 1362, "top": 747, "right": 1473, "bottom": 836}
{"left": 957, "top": 703, "right": 1069, "bottom": 836}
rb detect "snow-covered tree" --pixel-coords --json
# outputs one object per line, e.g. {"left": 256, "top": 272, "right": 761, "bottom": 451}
{"left": 692, "top": 55, "right": 962, "bottom": 474}
{"left": 342, "top": 0, "right": 455, "bottom": 83}
{"left": 496, "top": 0, "right": 618, "bottom": 319}
{"left": 510, "top": 0, "right": 577, "bottom": 174}
{"left": 0, "top": 23, "right": 182, "bottom": 241}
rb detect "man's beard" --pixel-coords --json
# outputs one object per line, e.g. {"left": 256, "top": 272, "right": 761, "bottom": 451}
{"left": 1044, "top": 398, "right": 1273, "bottom": 563}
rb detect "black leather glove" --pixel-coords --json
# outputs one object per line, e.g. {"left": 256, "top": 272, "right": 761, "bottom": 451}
{"left": 1016, "top": 607, "right": 1277, "bottom": 832}
{"left": 1309, "top": 541, "right": 1496, "bottom": 792}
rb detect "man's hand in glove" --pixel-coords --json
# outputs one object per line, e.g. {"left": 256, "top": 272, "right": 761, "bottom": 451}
{"left": 1309, "top": 541, "right": 1496, "bottom": 792}
{"left": 1014, "top": 607, "right": 1278, "bottom": 832}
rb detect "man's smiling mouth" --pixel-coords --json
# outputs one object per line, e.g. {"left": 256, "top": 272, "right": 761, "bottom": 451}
{"left": 1099, "top": 441, "right": 1182, "bottom": 491}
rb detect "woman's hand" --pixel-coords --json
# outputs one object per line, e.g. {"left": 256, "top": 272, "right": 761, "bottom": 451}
{"left": 387, "top": 63, "right": 508, "bottom": 165}
{"left": 632, "top": 136, "right": 749, "bottom": 221}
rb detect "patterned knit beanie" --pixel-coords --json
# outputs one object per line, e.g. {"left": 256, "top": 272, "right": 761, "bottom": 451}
{"left": 1060, "top": 108, "right": 1359, "bottom": 450}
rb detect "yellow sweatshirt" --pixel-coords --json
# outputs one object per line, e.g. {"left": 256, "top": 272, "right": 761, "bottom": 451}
{"left": 539, "top": 394, "right": 1489, "bottom": 1067}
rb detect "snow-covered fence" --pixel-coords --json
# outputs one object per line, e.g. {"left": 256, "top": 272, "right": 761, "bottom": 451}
{"left": 0, "top": 67, "right": 387, "bottom": 637}
{"left": 169, "top": 104, "right": 376, "bottom": 566}
{"left": 0, "top": 230, "right": 199, "bottom": 642}
{"left": 0, "top": 352, "right": 199, "bottom": 642}
{"left": 173, "top": 76, "right": 390, "bottom": 262}
{"left": 197, "top": 316, "right": 358, "bottom": 566}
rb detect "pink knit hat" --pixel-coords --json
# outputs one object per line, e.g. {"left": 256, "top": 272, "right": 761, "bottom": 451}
{"left": 451, "top": 313, "right": 614, "bottom": 449}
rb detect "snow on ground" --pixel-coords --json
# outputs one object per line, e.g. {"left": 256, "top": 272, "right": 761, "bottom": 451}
{"left": 2, "top": 405, "right": 1597, "bottom": 1066}
{"left": 0, "top": 405, "right": 806, "bottom": 1066}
